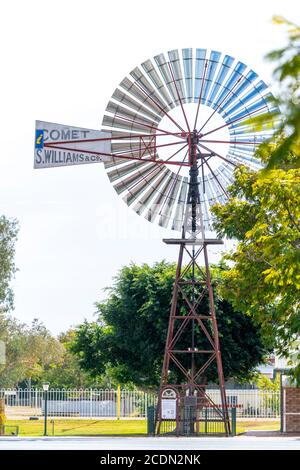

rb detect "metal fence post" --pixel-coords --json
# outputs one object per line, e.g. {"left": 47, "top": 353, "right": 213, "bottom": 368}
{"left": 255, "top": 389, "right": 258, "bottom": 418}
{"left": 147, "top": 405, "right": 155, "bottom": 436}
{"left": 204, "top": 407, "right": 208, "bottom": 434}
{"left": 280, "top": 374, "right": 283, "bottom": 432}
{"left": 231, "top": 407, "right": 236, "bottom": 436}
{"left": 117, "top": 384, "right": 121, "bottom": 420}
{"left": 145, "top": 392, "right": 148, "bottom": 419}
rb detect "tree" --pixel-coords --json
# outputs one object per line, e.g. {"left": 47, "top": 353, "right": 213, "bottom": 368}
{"left": 212, "top": 166, "right": 300, "bottom": 381}
{"left": 211, "top": 17, "right": 300, "bottom": 383}
{"left": 18, "top": 319, "right": 65, "bottom": 388}
{"left": 71, "top": 262, "right": 271, "bottom": 390}
{"left": 0, "top": 315, "right": 102, "bottom": 389}
{"left": 0, "top": 313, "right": 25, "bottom": 387}
{"left": 0, "top": 317, "right": 64, "bottom": 388}
{"left": 254, "top": 17, "right": 300, "bottom": 170}
{"left": 0, "top": 216, "right": 18, "bottom": 312}
{"left": 41, "top": 330, "right": 101, "bottom": 389}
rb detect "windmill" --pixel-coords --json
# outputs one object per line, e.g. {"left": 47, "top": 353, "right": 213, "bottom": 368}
{"left": 34, "top": 48, "right": 276, "bottom": 436}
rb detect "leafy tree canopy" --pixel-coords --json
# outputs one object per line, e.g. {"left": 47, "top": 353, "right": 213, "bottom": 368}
{"left": 257, "top": 17, "right": 300, "bottom": 170}
{"left": 0, "top": 317, "right": 64, "bottom": 388}
{"left": 211, "top": 17, "right": 300, "bottom": 383}
{"left": 71, "top": 262, "right": 271, "bottom": 390}
{"left": 0, "top": 314, "right": 103, "bottom": 389}
{"left": 40, "top": 330, "right": 103, "bottom": 389}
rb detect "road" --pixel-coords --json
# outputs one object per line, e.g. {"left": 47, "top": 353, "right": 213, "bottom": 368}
{"left": 0, "top": 435, "right": 299, "bottom": 450}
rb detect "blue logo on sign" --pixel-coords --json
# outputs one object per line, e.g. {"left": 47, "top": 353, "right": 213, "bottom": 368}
{"left": 35, "top": 130, "right": 44, "bottom": 148}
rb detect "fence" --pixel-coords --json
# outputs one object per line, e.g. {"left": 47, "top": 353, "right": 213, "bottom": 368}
{"left": 0, "top": 388, "right": 157, "bottom": 419}
{"left": 207, "top": 389, "right": 280, "bottom": 419}
{"left": 0, "top": 388, "right": 280, "bottom": 419}
{"left": 155, "top": 406, "right": 235, "bottom": 436}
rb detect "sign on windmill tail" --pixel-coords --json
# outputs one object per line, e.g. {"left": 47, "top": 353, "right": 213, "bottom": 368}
{"left": 34, "top": 121, "right": 112, "bottom": 169}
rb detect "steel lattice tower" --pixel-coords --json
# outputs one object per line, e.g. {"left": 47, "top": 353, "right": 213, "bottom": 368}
{"left": 157, "top": 130, "right": 231, "bottom": 436}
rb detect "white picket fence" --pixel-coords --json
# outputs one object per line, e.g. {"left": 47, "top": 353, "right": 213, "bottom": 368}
{"left": 0, "top": 388, "right": 280, "bottom": 419}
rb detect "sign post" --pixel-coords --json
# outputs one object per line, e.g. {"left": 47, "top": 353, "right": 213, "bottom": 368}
{"left": 161, "top": 388, "right": 178, "bottom": 420}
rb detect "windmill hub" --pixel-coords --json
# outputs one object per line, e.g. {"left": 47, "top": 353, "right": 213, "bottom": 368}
{"left": 155, "top": 102, "right": 231, "bottom": 179}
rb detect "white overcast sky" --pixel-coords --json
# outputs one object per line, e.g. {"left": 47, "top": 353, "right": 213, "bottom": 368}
{"left": 0, "top": 0, "right": 297, "bottom": 335}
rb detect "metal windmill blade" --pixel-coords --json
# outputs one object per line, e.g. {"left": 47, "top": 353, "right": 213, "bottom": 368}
{"left": 101, "top": 48, "right": 277, "bottom": 232}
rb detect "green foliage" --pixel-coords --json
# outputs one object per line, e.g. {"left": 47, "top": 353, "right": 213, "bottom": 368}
{"left": 269, "top": 16, "right": 300, "bottom": 84}
{"left": 254, "top": 374, "right": 281, "bottom": 417}
{"left": 0, "top": 316, "right": 64, "bottom": 388}
{"left": 211, "top": 18, "right": 300, "bottom": 384}
{"left": 71, "top": 262, "right": 271, "bottom": 390}
{"left": 0, "top": 314, "right": 102, "bottom": 388}
{"left": 0, "top": 213, "right": 98, "bottom": 388}
{"left": 255, "top": 373, "right": 280, "bottom": 391}
{"left": 252, "top": 17, "right": 300, "bottom": 170}
{"left": 20, "top": 319, "right": 65, "bottom": 387}
{"left": 40, "top": 330, "right": 101, "bottom": 389}
{"left": 0, "top": 216, "right": 18, "bottom": 312}
{"left": 212, "top": 166, "right": 300, "bottom": 374}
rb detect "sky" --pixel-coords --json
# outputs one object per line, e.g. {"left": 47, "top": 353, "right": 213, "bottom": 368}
{"left": 0, "top": 0, "right": 298, "bottom": 335}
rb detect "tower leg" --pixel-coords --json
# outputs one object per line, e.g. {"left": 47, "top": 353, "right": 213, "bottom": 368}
{"left": 203, "top": 243, "right": 230, "bottom": 436}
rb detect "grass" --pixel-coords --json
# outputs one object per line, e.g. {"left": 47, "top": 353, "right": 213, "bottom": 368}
{"left": 6, "top": 419, "right": 147, "bottom": 436}
{"left": 236, "top": 419, "right": 280, "bottom": 434}
{"left": 4, "top": 418, "right": 280, "bottom": 437}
